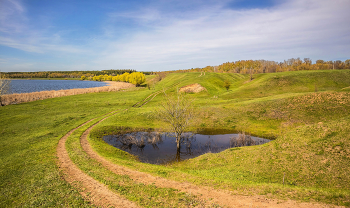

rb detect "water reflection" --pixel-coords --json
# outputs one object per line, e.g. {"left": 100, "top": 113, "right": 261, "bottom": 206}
{"left": 103, "top": 132, "right": 270, "bottom": 165}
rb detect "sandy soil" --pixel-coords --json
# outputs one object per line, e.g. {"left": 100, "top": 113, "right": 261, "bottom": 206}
{"left": 104, "top": 81, "right": 134, "bottom": 88}
{"left": 179, "top": 83, "right": 206, "bottom": 93}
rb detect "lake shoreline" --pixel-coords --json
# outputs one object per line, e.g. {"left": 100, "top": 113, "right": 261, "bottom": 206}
{"left": 1, "top": 81, "right": 135, "bottom": 106}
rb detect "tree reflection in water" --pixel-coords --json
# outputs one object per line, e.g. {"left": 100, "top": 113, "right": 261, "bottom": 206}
{"left": 103, "top": 132, "right": 270, "bottom": 165}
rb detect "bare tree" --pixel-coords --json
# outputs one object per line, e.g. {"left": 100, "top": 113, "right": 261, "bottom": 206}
{"left": 0, "top": 72, "right": 11, "bottom": 106}
{"left": 157, "top": 90, "right": 194, "bottom": 150}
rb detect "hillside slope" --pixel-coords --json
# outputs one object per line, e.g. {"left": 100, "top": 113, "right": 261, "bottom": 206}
{"left": 91, "top": 70, "right": 350, "bottom": 206}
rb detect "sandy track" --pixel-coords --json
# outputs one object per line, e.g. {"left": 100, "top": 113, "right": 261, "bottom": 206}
{"left": 80, "top": 119, "right": 338, "bottom": 208}
{"left": 57, "top": 116, "right": 139, "bottom": 208}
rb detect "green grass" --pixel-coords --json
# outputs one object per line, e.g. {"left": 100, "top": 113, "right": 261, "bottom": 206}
{"left": 0, "top": 90, "right": 148, "bottom": 207}
{"left": 222, "top": 70, "right": 350, "bottom": 100}
{"left": 1, "top": 70, "right": 350, "bottom": 207}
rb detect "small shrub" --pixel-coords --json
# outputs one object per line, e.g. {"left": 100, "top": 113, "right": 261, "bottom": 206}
{"left": 224, "top": 80, "right": 230, "bottom": 91}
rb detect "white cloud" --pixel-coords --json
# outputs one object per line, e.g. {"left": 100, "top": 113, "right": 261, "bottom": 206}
{"left": 0, "top": 0, "right": 26, "bottom": 33}
{"left": 92, "top": 0, "right": 350, "bottom": 71}
{"left": 0, "top": 36, "right": 42, "bottom": 53}
{"left": 1, "top": 0, "right": 350, "bottom": 72}
{"left": 0, "top": 0, "right": 88, "bottom": 56}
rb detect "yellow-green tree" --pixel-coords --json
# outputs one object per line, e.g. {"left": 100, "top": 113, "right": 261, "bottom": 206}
{"left": 112, "top": 75, "right": 119, "bottom": 81}
{"left": 128, "top": 72, "right": 145, "bottom": 86}
{"left": 92, "top": 75, "right": 102, "bottom": 81}
{"left": 92, "top": 72, "right": 145, "bottom": 87}
{"left": 119, "top": 73, "right": 130, "bottom": 82}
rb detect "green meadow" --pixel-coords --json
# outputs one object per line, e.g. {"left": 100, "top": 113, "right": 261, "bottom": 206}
{"left": 1, "top": 70, "right": 349, "bottom": 207}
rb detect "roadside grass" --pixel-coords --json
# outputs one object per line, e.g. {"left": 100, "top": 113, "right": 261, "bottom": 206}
{"left": 0, "top": 89, "right": 153, "bottom": 207}
{"left": 1, "top": 70, "right": 350, "bottom": 207}
{"left": 66, "top": 115, "right": 211, "bottom": 207}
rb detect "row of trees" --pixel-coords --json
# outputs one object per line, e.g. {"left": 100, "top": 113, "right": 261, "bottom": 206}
{"left": 165, "top": 58, "right": 350, "bottom": 74}
{"left": 85, "top": 72, "right": 146, "bottom": 87}
{"left": 4, "top": 69, "right": 146, "bottom": 79}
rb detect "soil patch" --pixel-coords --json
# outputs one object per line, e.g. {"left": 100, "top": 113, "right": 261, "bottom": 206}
{"left": 179, "top": 83, "right": 206, "bottom": 93}
{"left": 104, "top": 81, "right": 134, "bottom": 88}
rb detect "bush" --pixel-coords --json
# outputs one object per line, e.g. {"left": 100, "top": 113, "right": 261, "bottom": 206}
{"left": 91, "top": 72, "right": 145, "bottom": 86}
{"left": 224, "top": 80, "right": 231, "bottom": 91}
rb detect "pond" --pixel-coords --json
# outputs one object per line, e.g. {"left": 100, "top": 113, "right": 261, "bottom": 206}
{"left": 103, "top": 131, "right": 270, "bottom": 165}
{"left": 7, "top": 80, "right": 107, "bottom": 94}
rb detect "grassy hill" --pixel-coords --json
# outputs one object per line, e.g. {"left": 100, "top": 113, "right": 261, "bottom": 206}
{"left": 90, "top": 70, "right": 350, "bottom": 206}
{"left": 0, "top": 70, "right": 349, "bottom": 206}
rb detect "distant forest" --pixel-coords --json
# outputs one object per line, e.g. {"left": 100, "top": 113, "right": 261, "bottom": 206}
{"left": 4, "top": 69, "right": 152, "bottom": 79}
{"left": 168, "top": 58, "right": 350, "bottom": 74}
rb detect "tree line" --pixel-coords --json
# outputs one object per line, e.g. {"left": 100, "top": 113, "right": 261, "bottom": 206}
{"left": 86, "top": 72, "right": 146, "bottom": 87}
{"left": 4, "top": 69, "right": 153, "bottom": 79}
{"left": 161, "top": 58, "right": 350, "bottom": 74}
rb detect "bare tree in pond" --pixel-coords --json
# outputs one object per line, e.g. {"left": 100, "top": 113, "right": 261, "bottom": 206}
{"left": 157, "top": 90, "right": 194, "bottom": 150}
{"left": 0, "top": 72, "right": 11, "bottom": 106}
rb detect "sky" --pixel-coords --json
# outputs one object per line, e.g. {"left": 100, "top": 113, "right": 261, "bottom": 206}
{"left": 0, "top": 0, "right": 349, "bottom": 72}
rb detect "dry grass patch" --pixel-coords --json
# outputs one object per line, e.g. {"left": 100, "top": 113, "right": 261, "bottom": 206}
{"left": 179, "top": 83, "right": 206, "bottom": 93}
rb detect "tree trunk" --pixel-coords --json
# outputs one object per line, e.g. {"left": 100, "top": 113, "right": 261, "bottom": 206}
{"left": 176, "top": 135, "right": 181, "bottom": 149}
{"left": 175, "top": 147, "right": 181, "bottom": 162}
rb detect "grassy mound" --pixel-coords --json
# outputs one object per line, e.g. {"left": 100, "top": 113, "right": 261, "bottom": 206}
{"left": 223, "top": 70, "right": 350, "bottom": 100}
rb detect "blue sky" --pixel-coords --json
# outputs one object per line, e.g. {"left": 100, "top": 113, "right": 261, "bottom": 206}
{"left": 0, "top": 0, "right": 349, "bottom": 72}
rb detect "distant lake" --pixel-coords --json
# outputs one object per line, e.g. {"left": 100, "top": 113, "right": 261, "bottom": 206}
{"left": 7, "top": 80, "right": 107, "bottom": 94}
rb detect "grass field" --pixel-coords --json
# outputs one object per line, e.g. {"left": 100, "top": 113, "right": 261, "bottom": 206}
{"left": 1, "top": 70, "right": 350, "bottom": 207}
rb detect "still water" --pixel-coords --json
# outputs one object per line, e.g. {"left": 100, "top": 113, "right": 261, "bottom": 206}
{"left": 7, "top": 80, "right": 107, "bottom": 94}
{"left": 103, "top": 132, "right": 270, "bottom": 165}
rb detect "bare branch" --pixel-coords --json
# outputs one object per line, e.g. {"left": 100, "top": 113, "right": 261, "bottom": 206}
{"left": 156, "top": 90, "right": 194, "bottom": 149}
{"left": 0, "top": 72, "right": 11, "bottom": 106}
